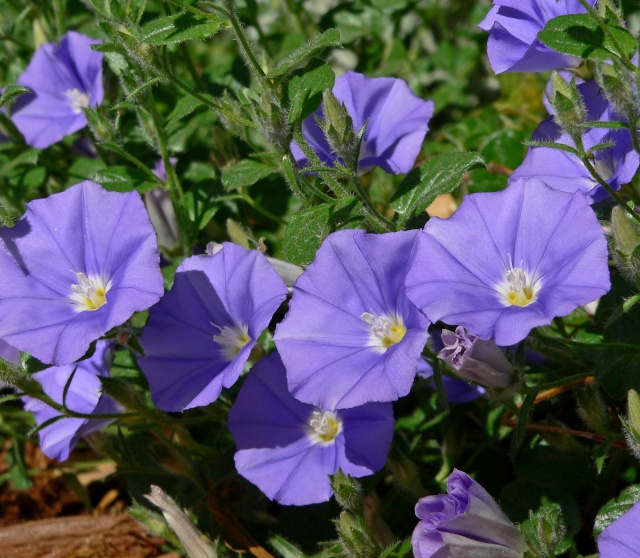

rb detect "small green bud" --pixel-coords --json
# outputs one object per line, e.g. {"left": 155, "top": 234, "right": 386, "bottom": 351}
{"left": 628, "top": 389, "right": 640, "bottom": 431}
{"left": 330, "top": 470, "right": 363, "bottom": 513}
{"left": 610, "top": 205, "right": 640, "bottom": 284}
{"left": 549, "top": 72, "right": 585, "bottom": 140}
{"left": 576, "top": 384, "right": 609, "bottom": 435}
{"left": 226, "top": 219, "right": 251, "bottom": 249}
{"left": 526, "top": 501, "right": 566, "bottom": 557}
{"left": 322, "top": 90, "right": 357, "bottom": 168}
{"left": 336, "top": 511, "right": 379, "bottom": 558}
{"left": 254, "top": 93, "right": 291, "bottom": 152}
{"left": 597, "top": 61, "right": 635, "bottom": 122}
{"left": 622, "top": 389, "right": 640, "bottom": 461}
{"left": 85, "top": 107, "right": 115, "bottom": 143}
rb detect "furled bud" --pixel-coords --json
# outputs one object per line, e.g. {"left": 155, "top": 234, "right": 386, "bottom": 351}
{"left": 526, "top": 502, "right": 566, "bottom": 558}
{"left": 549, "top": 72, "right": 585, "bottom": 140}
{"left": 84, "top": 107, "right": 114, "bottom": 143}
{"left": 322, "top": 89, "right": 357, "bottom": 168}
{"left": 610, "top": 205, "right": 640, "bottom": 284}
{"left": 438, "top": 326, "right": 515, "bottom": 388}
{"left": 413, "top": 469, "right": 527, "bottom": 558}
{"left": 621, "top": 389, "right": 640, "bottom": 460}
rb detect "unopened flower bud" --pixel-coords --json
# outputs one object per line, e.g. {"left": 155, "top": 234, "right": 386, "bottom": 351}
{"left": 549, "top": 72, "right": 585, "bottom": 139}
{"left": 438, "top": 326, "right": 515, "bottom": 388}
{"left": 84, "top": 107, "right": 114, "bottom": 143}
{"left": 527, "top": 502, "right": 566, "bottom": 557}
{"left": 331, "top": 471, "right": 363, "bottom": 513}
{"left": 610, "top": 205, "right": 640, "bottom": 284}
{"left": 413, "top": 469, "right": 527, "bottom": 558}
{"left": 622, "top": 389, "right": 640, "bottom": 461}
{"left": 322, "top": 89, "right": 357, "bottom": 167}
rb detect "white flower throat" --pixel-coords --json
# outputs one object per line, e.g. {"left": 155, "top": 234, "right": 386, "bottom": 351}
{"left": 70, "top": 272, "right": 110, "bottom": 312}
{"left": 66, "top": 88, "right": 91, "bottom": 114}
{"left": 308, "top": 410, "right": 342, "bottom": 444}
{"left": 212, "top": 323, "right": 250, "bottom": 362}
{"left": 495, "top": 255, "right": 541, "bottom": 307}
{"left": 361, "top": 312, "right": 406, "bottom": 352}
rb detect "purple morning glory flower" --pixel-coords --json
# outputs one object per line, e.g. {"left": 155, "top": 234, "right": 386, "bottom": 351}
{"left": 412, "top": 469, "right": 528, "bottom": 558}
{"left": 0, "top": 339, "right": 20, "bottom": 365}
{"left": 405, "top": 178, "right": 611, "bottom": 347}
{"left": 11, "top": 31, "right": 104, "bottom": 149}
{"left": 598, "top": 499, "right": 640, "bottom": 557}
{"left": 512, "top": 80, "right": 640, "bottom": 203}
{"left": 291, "top": 72, "right": 434, "bottom": 175}
{"left": 274, "top": 229, "right": 430, "bottom": 410}
{"left": 417, "top": 359, "right": 485, "bottom": 404}
{"left": 479, "top": 0, "right": 596, "bottom": 74}
{"left": 139, "top": 243, "right": 288, "bottom": 412}
{"left": 22, "top": 340, "right": 119, "bottom": 461}
{"left": 0, "top": 180, "right": 164, "bottom": 366}
{"left": 438, "top": 327, "right": 515, "bottom": 389}
{"left": 228, "top": 352, "right": 394, "bottom": 506}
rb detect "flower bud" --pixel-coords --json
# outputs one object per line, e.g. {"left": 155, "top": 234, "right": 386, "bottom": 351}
{"left": 331, "top": 470, "right": 363, "bottom": 513}
{"left": 322, "top": 89, "right": 357, "bottom": 167}
{"left": 622, "top": 389, "right": 640, "bottom": 461}
{"left": 549, "top": 72, "right": 585, "bottom": 140}
{"left": 527, "top": 502, "right": 566, "bottom": 557}
{"left": 438, "top": 326, "right": 515, "bottom": 388}
{"left": 412, "top": 469, "right": 527, "bottom": 558}
{"left": 610, "top": 205, "right": 640, "bottom": 284}
{"left": 84, "top": 107, "right": 115, "bottom": 143}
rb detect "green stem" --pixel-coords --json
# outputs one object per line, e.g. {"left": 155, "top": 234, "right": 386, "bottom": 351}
{"left": 577, "top": 0, "right": 636, "bottom": 72}
{"left": 145, "top": 95, "right": 193, "bottom": 256}
{"left": 526, "top": 371, "right": 594, "bottom": 393}
{"left": 575, "top": 134, "right": 640, "bottom": 226}
{"left": 348, "top": 174, "right": 395, "bottom": 233}
{"left": 221, "top": 0, "right": 270, "bottom": 87}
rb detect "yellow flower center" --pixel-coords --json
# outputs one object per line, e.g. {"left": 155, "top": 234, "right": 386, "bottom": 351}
{"left": 308, "top": 410, "right": 342, "bottom": 444}
{"left": 496, "top": 256, "right": 541, "bottom": 307}
{"left": 213, "top": 324, "right": 251, "bottom": 362}
{"left": 361, "top": 312, "right": 407, "bottom": 352}
{"left": 69, "top": 273, "right": 110, "bottom": 312}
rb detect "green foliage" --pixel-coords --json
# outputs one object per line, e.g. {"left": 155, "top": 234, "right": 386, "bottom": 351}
{"left": 141, "top": 11, "right": 224, "bottom": 46}
{"left": 283, "top": 196, "right": 364, "bottom": 266}
{"left": 538, "top": 14, "right": 637, "bottom": 61}
{"left": 594, "top": 484, "right": 640, "bottom": 537}
{"left": 391, "top": 152, "right": 485, "bottom": 227}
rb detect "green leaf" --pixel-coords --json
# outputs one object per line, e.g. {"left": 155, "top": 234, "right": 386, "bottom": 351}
{"left": 8, "top": 442, "right": 32, "bottom": 490}
{"left": 167, "top": 95, "right": 210, "bottom": 123}
{"left": 92, "top": 166, "right": 157, "bottom": 193}
{"left": 593, "top": 484, "right": 640, "bottom": 538}
{"left": 283, "top": 196, "right": 364, "bottom": 267}
{"left": 286, "top": 59, "right": 335, "bottom": 123}
{"left": 268, "top": 535, "right": 307, "bottom": 558}
{"left": 267, "top": 29, "right": 342, "bottom": 79}
{"left": 141, "top": 11, "right": 223, "bottom": 45}
{"left": 538, "top": 14, "right": 637, "bottom": 61}
{"left": 391, "top": 152, "right": 485, "bottom": 225}
{"left": 582, "top": 120, "right": 629, "bottom": 129}
{"left": 222, "top": 160, "right": 277, "bottom": 190}
{"left": 524, "top": 140, "right": 580, "bottom": 155}
{"left": 0, "top": 85, "right": 30, "bottom": 109}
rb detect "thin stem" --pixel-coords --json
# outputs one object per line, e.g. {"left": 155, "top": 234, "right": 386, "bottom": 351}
{"left": 577, "top": 0, "right": 636, "bottom": 72}
{"left": 348, "top": 174, "right": 395, "bottom": 232}
{"left": 221, "top": 0, "right": 270, "bottom": 86}
{"left": 145, "top": 94, "right": 192, "bottom": 256}
{"left": 574, "top": 133, "right": 640, "bottom": 226}
{"left": 526, "top": 371, "right": 594, "bottom": 393}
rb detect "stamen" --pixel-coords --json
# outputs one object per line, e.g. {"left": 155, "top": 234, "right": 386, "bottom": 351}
{"left": 308, "top": 410, "right": 342, "bottom": 444}
{"left": 66, "top": 88, "right": 91, "bottom": 114}
{"left": 495, "top": 255, "right": 540, "bottom": 307}
{"left": 69, "top": 272, "right": 110, "bottom": 312}
{"left": 362, "top": 312, "right": 407, "bottom": 352}
{"left": 212, "top": 323, "right": 251, "bottom": 362}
